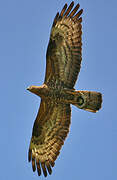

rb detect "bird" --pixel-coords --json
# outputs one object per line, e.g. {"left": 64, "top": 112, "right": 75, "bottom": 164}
{"left": 27, "top": 1, "right": 102, "bottom": 177}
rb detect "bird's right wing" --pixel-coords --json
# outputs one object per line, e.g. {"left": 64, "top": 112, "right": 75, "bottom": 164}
{"left": 28, "top": 100, "right": 71, "bottom": 177}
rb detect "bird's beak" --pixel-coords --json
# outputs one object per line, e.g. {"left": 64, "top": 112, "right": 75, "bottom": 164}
{"left": 26, "top": 87, "right": 30, "bottom": 91}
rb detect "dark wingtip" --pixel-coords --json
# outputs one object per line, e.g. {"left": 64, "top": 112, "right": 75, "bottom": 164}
{"left": 64, "top": 3, "right": 68, "bottom": 9}
{"left": 53, "top": 12, "right": 59, "bottom": 25}
{"left": 64, "top": 1, "right": 74, "bottom": 17}
{"left": 41, "top": 163, "right": 47, "bottom": 177}
{"left": 60, "top": 3, "right": 68, "bottom": 17}
{"left": 28, "top": 149, "right": 32, "bottom": 162}
{"left": 49, "top": 160, "right": 55, "bottom": 167}
{"left": 70, "top": 1, "right": 74, "bottom": 7}
{"left": 73, "top": 9, "right": 83, "bottom": 20}
{"left": 69, "top": 3, "right": 80, "bottom": 17}
{"left": 36, "top": 160, "right": 41, "bottom": 176}
{"left": 32, "top": 158, "right": 36, "bottom": 172}
{"left": 46, "top": 162, "right": 52, "bottom": 175}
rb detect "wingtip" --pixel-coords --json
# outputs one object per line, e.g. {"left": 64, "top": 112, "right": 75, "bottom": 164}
{"left": 46, "top": 161, "right": 52, "bottom": 175}
{"left": 60, "top": 3, "right": 67, "bottom": 17}
{"left": 70, "top": 1, "right": 74, "bottom": 7}
{"left": 28, "top": 149, "right": 32, "bottom": 162}
{"left": 41, "top": 163, "right": 47, "bottom": 177}
{"left": 63, "top": 3, "right": 68, "bottom": 11}
{"left": 32, "top": 157, "right": 36, "bottom": 172}
{"left": 73, "top": 8, "right": 83, "bottom": 20}
{"left": 80, "top": 9, "right": 83, "bottom": 14}
{"left": 36, "top": 160, "right": 41, "bottom": 176}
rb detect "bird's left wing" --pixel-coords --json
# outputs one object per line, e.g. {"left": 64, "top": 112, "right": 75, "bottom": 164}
{"left": 28, "top": 100, "right": 71, "bottom": 177}
{"left": 44, "top": 2, "right": 83, "bottom": 88}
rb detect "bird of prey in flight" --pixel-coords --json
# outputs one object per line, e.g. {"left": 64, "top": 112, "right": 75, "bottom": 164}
{"left": 27, "top": 1, "right": 102, "bottom": 177}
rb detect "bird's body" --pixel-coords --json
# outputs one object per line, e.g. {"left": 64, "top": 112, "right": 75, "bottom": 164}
{"left": 27, "top": 1, "right": 102, "bottom": 177}
{"left": 28, "top": 84, "right": 102, "bottom": 112}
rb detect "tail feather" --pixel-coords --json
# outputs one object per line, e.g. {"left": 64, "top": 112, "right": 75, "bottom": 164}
{"left": 71, "top": 90, "right": 102, "bottom": 113}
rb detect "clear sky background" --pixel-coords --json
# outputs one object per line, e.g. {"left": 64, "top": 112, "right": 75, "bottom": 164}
{"left": 0, "top": 0, "right": 116, "bottom": 179}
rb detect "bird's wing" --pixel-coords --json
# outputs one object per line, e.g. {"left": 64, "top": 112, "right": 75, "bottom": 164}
{"left": 28, "top": 100, "right": 71, "bottom": 177}
{"left": 44, "top": 1, "right": 83, "bottom": 88}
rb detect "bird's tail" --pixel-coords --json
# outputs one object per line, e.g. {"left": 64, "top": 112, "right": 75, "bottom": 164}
{"left": 66, "top": 90, "right": 102, "bottom": 113}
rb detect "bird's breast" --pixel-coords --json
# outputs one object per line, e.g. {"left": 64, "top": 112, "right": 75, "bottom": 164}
{"left": 38, "top": 86, "right": 75, "bottom": 104}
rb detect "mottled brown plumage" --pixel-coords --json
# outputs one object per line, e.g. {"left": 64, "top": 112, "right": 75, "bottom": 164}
{"left": 27, "top": 1, "right": 102, "bottom": 177}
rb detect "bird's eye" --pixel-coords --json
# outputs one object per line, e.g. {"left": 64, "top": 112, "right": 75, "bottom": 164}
{"left": 77, "top": 96, "right": 84, "bottom": 106}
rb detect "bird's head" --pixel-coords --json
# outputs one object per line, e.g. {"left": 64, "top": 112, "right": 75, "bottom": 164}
{"left": 27, "top": 84, "right": 48, "bottom": 96}
{"left": 27, "top": 85, "right": 40, "bottom": 95}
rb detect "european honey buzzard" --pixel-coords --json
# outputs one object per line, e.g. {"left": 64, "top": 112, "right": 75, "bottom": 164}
{"left": 27, "top": 1, "right": 102, "bottom": 177}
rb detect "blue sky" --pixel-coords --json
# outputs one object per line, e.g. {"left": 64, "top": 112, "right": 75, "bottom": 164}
{"left": 0, "top": 0, "right": 116, "bottom": 179}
